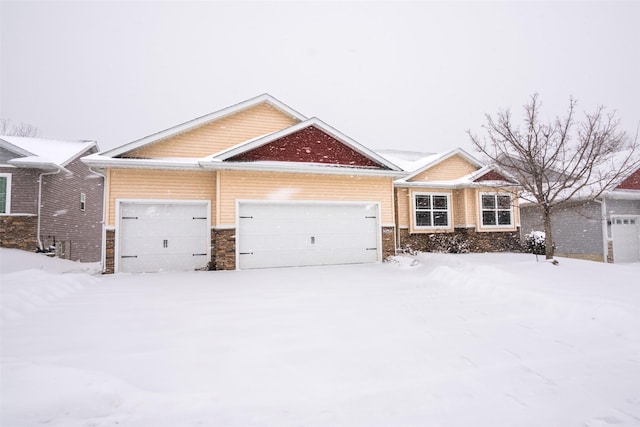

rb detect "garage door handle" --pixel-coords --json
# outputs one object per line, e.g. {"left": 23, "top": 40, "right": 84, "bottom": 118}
{"left": 192, "top": 217, "right": 207, "bottom": 220}
{"left": 121, "top": 255, "right": 138, "bottom": 258}
{"left": 192, "top": 253, "right": 206, "bottom": 256}
{"left": 240, "top": 252, "right": 253, "bottom": 255}
{"left": 365, "top": 216, "right": 377, "bottom": 219}
{"left": 122, "top": 216, "right": 138, "bottom": 220}
{"left": 366, "top": 248, "right": 377, "bottom": 251}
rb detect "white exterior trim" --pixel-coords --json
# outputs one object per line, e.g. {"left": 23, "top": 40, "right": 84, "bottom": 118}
{"left": 410, "top": 191, "right": 453, "bottom": 231}
{"left": 0, "top": 173, "right": 12, "bottom": 214}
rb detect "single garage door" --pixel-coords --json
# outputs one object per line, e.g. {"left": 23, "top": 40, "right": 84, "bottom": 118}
{"left": 237, "top": 201, "right": 380, "bottom": 269}
{"left": 611, "top": 216, "right": 640, "bottom": 263}
{"left": 118, "top": 201, "right": 210, "bottom": 273}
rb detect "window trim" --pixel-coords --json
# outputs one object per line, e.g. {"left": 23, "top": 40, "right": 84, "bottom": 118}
{"left": 479, "top": 192, "right": 513, "bottom": 228}
{"left": 0, "top": 173, "right": 11, "bottom": 214}
{"left": 411, "top": 191, "right": 452, "bottom": 231}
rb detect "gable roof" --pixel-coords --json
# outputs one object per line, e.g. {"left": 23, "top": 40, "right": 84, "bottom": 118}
{"left": 207, "top": 117, "right": 401, "bottom": 171}
{"left": 380, "top": 147, "right": 518, "bottom": 188}
{"left": 101, "top": 94, "right": 308, "bottom": 158}
{"left": 401, "top": 147, "right": 485, "bottom": 181}
{"left": 0, "top": 136, "right": 97, "bottom": 170}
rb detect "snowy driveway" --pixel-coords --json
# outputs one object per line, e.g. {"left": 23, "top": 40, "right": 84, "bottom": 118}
{"left": 2, "top": 250, "right": 640, "bottom": 426}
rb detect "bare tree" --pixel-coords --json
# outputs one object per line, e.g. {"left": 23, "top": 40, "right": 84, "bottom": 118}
{"left": 468, "top": 94, "right": 640, "bottom": 260}
{"left": 0, "top": 118, "right": 40, "bottom": 137}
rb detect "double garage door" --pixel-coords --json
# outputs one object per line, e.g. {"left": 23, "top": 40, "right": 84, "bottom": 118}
{"left": 237, "top": 202, "right": 380, "bottom": 269}
{"left": 611, "top": 216, "right": 640, "bottom": 263}
{"left": 118, "top": 200, "right": 380, "bottom": 273}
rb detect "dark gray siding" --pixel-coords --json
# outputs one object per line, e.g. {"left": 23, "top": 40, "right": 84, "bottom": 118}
{"left": 520, "top": 201, "right": 604, "bottom": 258}
{"left": 605, "top": 198, "right": 640, "bottom": 217}
{"left": 0, "top": 166, "right": 39, "bottom": 214}
{"left": 39, "top": 147, "right": 103, "bottom": 262}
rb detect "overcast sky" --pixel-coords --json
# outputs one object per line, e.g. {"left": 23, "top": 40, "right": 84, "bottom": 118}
{"left": 1, "top": 1, "right": 639, "bottom": 155}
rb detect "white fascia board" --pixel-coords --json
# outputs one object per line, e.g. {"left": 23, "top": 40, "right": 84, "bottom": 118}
{"left": 100, "top": 94, "right": 307, "bottom": 158}
{"left": 403, "top": 147, "right": 485, "bottom": 181}
{"left": 199, "top": 159, "right": 406, "bottom": 177}
{"left": 58, "top": 141, "right": 98, "bottom": 167}
{"left": 603, "top": 190, "right": 640, "bottom": 200}
{"left": 81, "top": 154, "right": 204, "bottom": 170}
{"left": 395, "top": 179, "right": 518, "bottom": 190}
{"left": 7, "top": 157, "right": 60, "bottom": 172}
{"left": 212, "top": 117, "right": 403, "bottom": 172}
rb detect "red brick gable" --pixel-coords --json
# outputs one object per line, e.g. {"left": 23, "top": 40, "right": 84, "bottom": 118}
{"left": 227, "top": 126, "right": 386, "bottom": 168}
{"left": 615, "top": 168, "right": 640, "bottom": 190}
{"left": 474, "top": 169, "right": 512, "bottom": 183}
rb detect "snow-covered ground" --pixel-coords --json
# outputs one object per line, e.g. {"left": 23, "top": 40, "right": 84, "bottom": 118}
{"left": 1, "top": 248, "right": 640, "bottom": 427}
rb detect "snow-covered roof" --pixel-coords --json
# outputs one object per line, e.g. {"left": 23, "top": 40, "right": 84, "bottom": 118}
{"left": 0, "top": 136, "right": 97, "bottom": 169}
{"left": 100, "top": 94, "right": 308, "bottom": 158}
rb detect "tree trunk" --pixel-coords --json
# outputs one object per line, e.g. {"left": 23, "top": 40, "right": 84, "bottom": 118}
{"left": 543, "top": 208, "right": 554, "bottom": 260}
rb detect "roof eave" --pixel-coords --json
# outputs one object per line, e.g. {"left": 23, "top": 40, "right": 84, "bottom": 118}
{"left": 100, "top": 94, "right": 308, "bottom": 158}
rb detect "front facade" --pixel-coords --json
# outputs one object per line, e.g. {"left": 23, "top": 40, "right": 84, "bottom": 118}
{"left": 84, "top": 95, "right": 403, "bottom": 273}
{"left": 520, "top": 167, "right": 640, "bottom": 263}
{"left": 0, "top": 137, "right": 103, "bottom": 262}
{"left": 386, "top": 149, "right": 521, "bottom": 254}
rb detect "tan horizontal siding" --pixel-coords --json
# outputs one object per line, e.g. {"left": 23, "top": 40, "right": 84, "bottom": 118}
{"left": 218, "top": 170, "right": 395, "bottom": 225}
{"left": 106, "top": 169, "right": 216, "bottom": 225}
{"left": 396, "top": 188, "right": 410, "bottom": 228}
{"left": 409, "top": 154, "right": 479, "bottom": 181}
{"left": 124, "top": 103, "right": 298, "bottom": 159}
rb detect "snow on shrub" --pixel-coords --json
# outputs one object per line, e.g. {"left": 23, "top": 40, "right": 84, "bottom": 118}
{"left": 524, "top": 231, "right": 546, "bottom": 255}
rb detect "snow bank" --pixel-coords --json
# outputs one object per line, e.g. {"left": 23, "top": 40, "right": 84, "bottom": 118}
{"left": 2, "top": 250, "right": 640, "bottom": 426}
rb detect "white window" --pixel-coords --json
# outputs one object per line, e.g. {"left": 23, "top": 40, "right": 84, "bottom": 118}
{"left": 480, "top": 193, "right": 512, "bottom": 227}
{"left": 0, "top": 173, "right": 11, "bottom": 214}
{"left": 80, "top": 193, "right": 86, "bottom": 212}
{"left": 413, "top": 193, "right": 450, "bottom": 229}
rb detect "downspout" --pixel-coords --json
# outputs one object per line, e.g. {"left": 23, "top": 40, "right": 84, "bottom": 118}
{"left": 89, "top": 167, "right": 108, "bottom": 272}
{"left": 37, "top": 169, "right": 61, "bottom": 251}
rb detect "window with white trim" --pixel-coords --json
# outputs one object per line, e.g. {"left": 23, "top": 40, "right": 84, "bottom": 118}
{"left": 0, "top": 173, "right": 11, "bottom": 214}
{"left": 413, "top": 193, "right": 450, "bottom": 229}
{"left": 480, "top": 193, "right": 512, "bottom": 227}
{"left": 80, "top": 192, "right": 86, "bottom": 212}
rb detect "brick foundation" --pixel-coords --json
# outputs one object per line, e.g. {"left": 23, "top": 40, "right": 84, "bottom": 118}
{"left": 104, "top": 228, "right": 115, "bottom": 274}
{"left": 398, "top": 227, "right": 523, "bottom": 254}
{"left": 210, "top": 228, "right": 236, "bottom": 270}
{"left": 381, "top": 226, "right": 396, "bottom": 260}
{"left": 0, "top": 215, "right": 38, "bottom": 252}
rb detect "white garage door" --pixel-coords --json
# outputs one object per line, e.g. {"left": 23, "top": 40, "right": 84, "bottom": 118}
{"left": 238, "top": 201, "right": 380, "bottom": 269}
{"left": 118, "top": 201, "right": 210, "bottom": 273}
{"left": 612, "top": 217, "right": 640, "bottom": 263}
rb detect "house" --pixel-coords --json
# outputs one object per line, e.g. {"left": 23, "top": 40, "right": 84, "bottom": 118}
{"left": 82, "top": 94, "right": 405, "bottom": 273}
{"left": 0, "top": 136, "right": 103, "bottom": 262}
{"left": 381, "top": 148, "right": 522, "bottom": 254}
{"left": 520, "top": 166, "right": 640, "bottom": 263}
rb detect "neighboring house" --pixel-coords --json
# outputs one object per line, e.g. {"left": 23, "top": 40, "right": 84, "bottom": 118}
{"left": 0, "top": 136, "right": 103, "bottom": 262}
{"left": 381, "top": 148, "right": 522, "bottom": 254}
{"left": 520, "top": 166, "right": 640, "bottom": 263}
{"left": 83, "top": 94, "right": 404, "bottom": 273}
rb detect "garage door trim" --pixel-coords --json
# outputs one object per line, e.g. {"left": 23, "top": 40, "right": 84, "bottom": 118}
{"left": 115, "top": 198, "right": 211, "bottom": 273}
{"left": 236, "top": 199, "right": 382, "bottom": 270}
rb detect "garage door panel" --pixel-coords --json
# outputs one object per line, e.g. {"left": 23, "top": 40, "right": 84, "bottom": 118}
{"left": 612, "top": 217, "right": 640, "bottom": 263}
{"left": 118, "top": 202, "right": 209, "bottom": 273}
{"left": 238, "top": 202, "right": 380, "bottom": 269}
